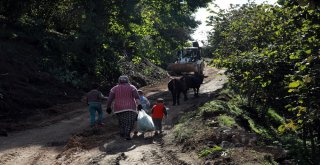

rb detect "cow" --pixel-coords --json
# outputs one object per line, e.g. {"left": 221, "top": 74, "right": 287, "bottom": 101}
{"left": 168, "top": 73, "right": 206, "bottom": 105}
{"left": 183, "top": 73, "right": 205, "bottom": 97}
{"left": 168, "top": 77, "right": 188, "bottom": 106}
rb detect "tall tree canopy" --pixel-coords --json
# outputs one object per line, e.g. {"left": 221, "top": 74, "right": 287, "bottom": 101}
{"left": 0, "top": 0, "right": 211, "bottom": 87}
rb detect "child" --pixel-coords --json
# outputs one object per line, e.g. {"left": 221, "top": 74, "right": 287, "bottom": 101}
{"left": 138, "top": 90, "right": 150, "bottom": 112}
{"left": 134, "top": 90, "right": 150, "bottom": 135}
{"left": 85, "top": 83, "right": 108, "bottom": 127}
{"left": 151, "top": 98, "right": 168, "bottom": 135}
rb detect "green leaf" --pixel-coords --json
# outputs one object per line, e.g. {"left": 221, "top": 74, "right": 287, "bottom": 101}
{"left": 278, "top": 125, "right": 285, "bottom": 133}
{"left": 289, "top": 54, "right": 299, "bottom": 60}
{"left": 261, "top": 82, "right": 267, "bottom": 87}
{"left": 305, "top": 49, "right": 311, "bottom": 54}
{"left": 289, "top": 81, "right": 300, "bottom": 88}
{"left": 299, "top": 65, "right": 306, "bottom": 71}
{"left": 288, "top": 89, "right": 295, "bottom": 93}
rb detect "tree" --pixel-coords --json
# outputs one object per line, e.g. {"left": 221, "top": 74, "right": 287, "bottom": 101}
{"left": 207, "top": 0, "right": 320, "bottom": 163}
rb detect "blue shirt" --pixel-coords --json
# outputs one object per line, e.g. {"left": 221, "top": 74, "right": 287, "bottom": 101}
{"left": 139, "top": 96, "right": 150, "bottom": 110}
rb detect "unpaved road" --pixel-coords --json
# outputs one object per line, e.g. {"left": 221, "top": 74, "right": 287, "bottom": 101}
{"left": 0, "top": 67, "right": 226, "bottom": 165}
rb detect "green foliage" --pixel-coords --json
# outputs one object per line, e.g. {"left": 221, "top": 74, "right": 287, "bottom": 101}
{"left": 267, "top": 108, "right": 285, "bottom": 125}
{"left": 247, "top": 118, "right": 268, "bottom": 136}
{"left": 207, "top": 0, "right": 320, "bottom": 162}
{"left": 142, "top": 66, "right": 153, "bottom": 76}
{"left": 197, "top": 100, "right": 230, "bottom": 117}
{"left": 173, "top": 111, "right": 198, "bottom": 142}
{"left": 178, "top": 111, "right": 197, "bottom": 124}
{"left": 198, "top": 146, "right": 223, "bottom": 158}
{"left": 217, "top": 115, "right": 236, "bottom": 127}
{"left": 0, "top": 0, "right": 211, "bottom": 88}
{"left": 197, "top": 99, "right": 245, "bottom": 119}
{"left": 174, "top": 123, "right": 194, "bottom": 143}
{"left": 50, "top": 68, "right": 83, "bottom": 88}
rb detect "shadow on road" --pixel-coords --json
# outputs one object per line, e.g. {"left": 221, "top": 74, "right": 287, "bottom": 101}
{"left": 100, "top": 133, "right": 155, "bottom": 154}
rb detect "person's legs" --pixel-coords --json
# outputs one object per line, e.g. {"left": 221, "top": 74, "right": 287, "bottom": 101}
{"left": 152, "top": 118, "right": 162, "bottom": 135}
{"left": 88, "top": 104, "right": 97, "bottom": 127}
{"left": 117, "top": 113, "right": 126, "bottom": 137}
{"left": 123, "top": 111, "right": 138, "bottom": 140}
{"left": 96, "top": 103, "right": 103, "bottom": 125}
{"left": 128, "top": 112, "right": 138, "bottom": 133}
{"left": 158, "top": 119, "right": 163, "bottom": 133}
{"left": 133, "top": 122, "right": 138, "bottom": 135}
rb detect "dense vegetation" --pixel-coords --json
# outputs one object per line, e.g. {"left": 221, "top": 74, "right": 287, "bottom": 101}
{"left": 208, "top": 0, "right": 320, "bottom": 163}
{"left": 0, "top": 0, "right": 211, "bottom": 127}
{"left": 0, "top": 0, "right": 210, "bottom": 88}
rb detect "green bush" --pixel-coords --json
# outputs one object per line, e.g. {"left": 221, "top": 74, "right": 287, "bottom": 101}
{"left": 217, "top": 115, "right": 236, "bottom": 127}
{"left": 174, "top": 123, "right": 194, "bottom": 143}
{"left": 197, "top": 100, "right": 229, "bottom": 118}
{"left": 198, "top": 146, "right": 223, "bottom": 158}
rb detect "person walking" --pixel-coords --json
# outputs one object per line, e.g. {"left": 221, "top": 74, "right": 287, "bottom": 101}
{"left": 85, "top": 83, "right": 108, "bottom": 127}
{"left": 151, "top": 98, "right": 167, "bottom": 135}
{"left": 138, "top": 90, "right": 150, "bottom": 112}
{"left": 106, "top": 75, "right": 142, "bottom": 140}
{"left": 133, "top": 89, "right": 150, "bottom": 135}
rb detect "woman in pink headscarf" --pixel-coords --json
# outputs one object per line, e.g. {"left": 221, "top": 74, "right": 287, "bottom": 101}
{"left": 106, "top": 75, "right": 142, "bottom": 140}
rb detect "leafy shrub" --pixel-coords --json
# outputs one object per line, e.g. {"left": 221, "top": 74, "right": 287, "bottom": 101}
{"left": 217, "top": 115, "right": 236, "bottom": 127}
{"left": 198, "top": 146, "right": 223, "bottom": 158}
{"left": 174, "top": 123, "right": 194, "bottom": 143}
{"left": 197, "top": 100, "right": 229, "bottom": 118}
{"left": 266, "top": 108, "right": 285, "bottom": 126}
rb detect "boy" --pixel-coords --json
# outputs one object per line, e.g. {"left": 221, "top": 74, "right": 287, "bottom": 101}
{"left": 85, "top": 83, "right": 108, "bottom": 127}
{"left": 151, "top": 98, "right": 168, "bottom": 135}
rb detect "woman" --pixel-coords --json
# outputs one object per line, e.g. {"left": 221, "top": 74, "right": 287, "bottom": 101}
{"left": 106, "top": 75, "right": 142, "bottom": 140}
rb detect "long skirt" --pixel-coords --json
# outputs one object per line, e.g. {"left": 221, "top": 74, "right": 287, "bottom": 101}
{"left": 116, "top": 111, "right": 138, "bottom": 138}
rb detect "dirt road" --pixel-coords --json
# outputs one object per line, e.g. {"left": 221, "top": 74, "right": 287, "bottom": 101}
{"left": 0, "top": 67, "right": 226, "bottom": 165}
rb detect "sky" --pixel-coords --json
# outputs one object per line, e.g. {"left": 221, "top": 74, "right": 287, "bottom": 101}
{"left": 192, "top": 0, "right": 278, "bottom": 46}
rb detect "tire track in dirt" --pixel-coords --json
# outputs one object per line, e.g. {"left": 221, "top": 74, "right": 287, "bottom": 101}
{"left": 0, "top": 106, "right": 90, "bottom": 165}
{"left": 0, "top": 151, "right": 20, "bottom": 165}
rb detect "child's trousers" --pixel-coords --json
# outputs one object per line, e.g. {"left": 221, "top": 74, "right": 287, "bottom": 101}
{"left": 88, "top": 102, "right": 103, "bottom": 126}
{"left": 152, "top": 118, "right": 163, "bottom": 132}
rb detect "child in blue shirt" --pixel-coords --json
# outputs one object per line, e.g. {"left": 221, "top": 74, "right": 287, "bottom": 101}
{"left": 138, "top": 90, "right": 150, "bottom": 112}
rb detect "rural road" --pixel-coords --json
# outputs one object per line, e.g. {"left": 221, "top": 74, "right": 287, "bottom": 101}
{"left": 0, "top": 67, "right": 227, "bottom": 165}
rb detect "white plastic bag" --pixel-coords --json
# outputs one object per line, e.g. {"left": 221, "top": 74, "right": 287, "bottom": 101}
{"left": 137, "top": 110, "right": 155, "bottom": 132}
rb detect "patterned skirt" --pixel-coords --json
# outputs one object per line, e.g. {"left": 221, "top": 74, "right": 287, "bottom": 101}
{"left": 116, "top": 111, "right": 138, "bottom": 137}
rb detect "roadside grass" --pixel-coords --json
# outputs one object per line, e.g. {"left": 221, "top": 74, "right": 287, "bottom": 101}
{"left": 217, "top": 115, "right": 236, "bottom": 127}
{"left": 172, "top": 84, "right": 297, "bottom": 163}
{"left": 174, "top": 121, "right": 195, "bottom": 143}
{"left": 174, "top": 89, "right": 285, "bottom": 143}
{"left": 198, "top": 145, "right": 223, "bottom": 158}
